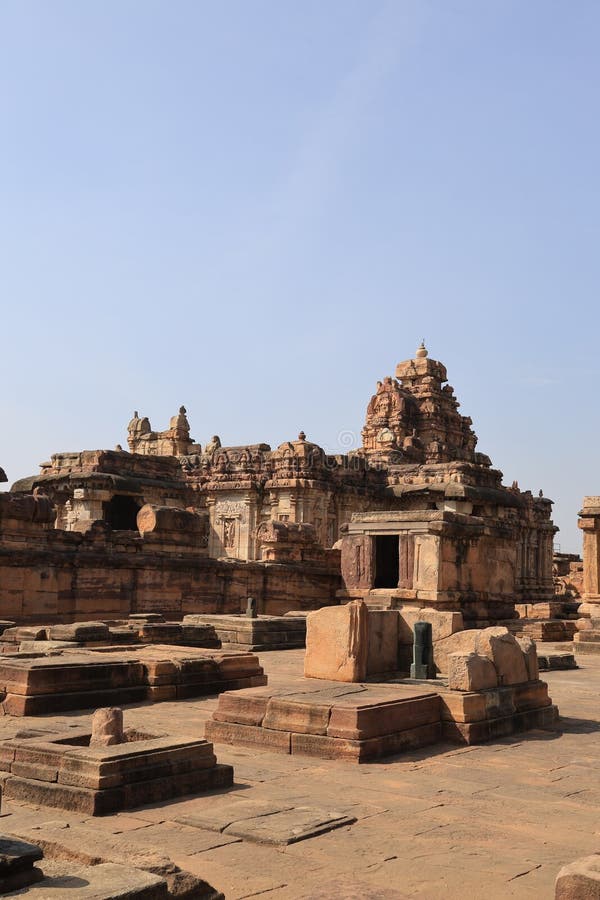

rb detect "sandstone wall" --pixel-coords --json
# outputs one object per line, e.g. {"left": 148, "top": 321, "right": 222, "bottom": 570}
{"left": 0, "top": 519, "right": 340, "bottom": 623}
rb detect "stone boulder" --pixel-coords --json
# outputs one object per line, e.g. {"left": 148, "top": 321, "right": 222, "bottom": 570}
{"left": 428, "top": 629, "right": 480, "bottom": 674}
{"left": 556, "top": 854, "right": 600, "bottom": 899}
{"left": 447, "top": 652, "right": 498, "bottom": 692}
{"left": 475, "top": 627, "right": 529, "bottom": 685}
{"left": 304, "top": 600, "right": 369, "bottom": 682}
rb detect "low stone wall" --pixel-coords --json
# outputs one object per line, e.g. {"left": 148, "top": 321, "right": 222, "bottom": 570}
{"left": 0, "top": 647, "right": 267, "bottom": 715}
{"left": 0, "top": 516, "right": 341, "bottom": 622}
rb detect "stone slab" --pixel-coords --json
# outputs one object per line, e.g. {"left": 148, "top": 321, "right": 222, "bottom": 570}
{"left": 538, "top": 652, "right": 577, "bottom": 670}
{"left": 0, "top": 835, "right": 43, "bottom": 869}
{"left": 177, "top": 801, "right": 355, "bottom": 845}
{"left": 5, "top": 823, "right": 225, "bottom": 899}
{"left": 182, "top": 614, "right": 306, "bottom": 650}
{"left": 3, "top": 861, "right": 169, "bottom": 899}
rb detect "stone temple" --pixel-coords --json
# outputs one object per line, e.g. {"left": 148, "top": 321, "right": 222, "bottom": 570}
{"left": 1, "top": 344, "right": 600, "bottom": 900}
{"left": 3, "top": 343, "right": 555, "bottom": 626}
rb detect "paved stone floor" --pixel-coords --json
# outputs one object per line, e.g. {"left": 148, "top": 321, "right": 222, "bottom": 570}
{"left": 0, "top": 647, "right": 598, "bottom": 899}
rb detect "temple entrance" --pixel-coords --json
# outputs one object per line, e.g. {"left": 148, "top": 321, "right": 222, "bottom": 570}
{"left": 374, "top": 535, "right": 400, "bottom": 588}
{"left": 104, "top": 495, "right": 140, "bottom": 531}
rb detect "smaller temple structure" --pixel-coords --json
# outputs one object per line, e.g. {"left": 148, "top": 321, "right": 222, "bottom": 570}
{"left": 127, "top": 406, "right": 201, "bottom": 457}
{"left": 339, "top": 344, "right": 556, "bottom": 625}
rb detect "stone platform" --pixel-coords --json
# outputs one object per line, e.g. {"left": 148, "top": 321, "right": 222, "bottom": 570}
{"left": 183, "top": 614, "right": 306, "bottom": 651}
{"left": 0, "top": 729, "right": 233, "bottom": 815}
{"left": 506, "top": 618, "right": 576, "bottom": 642}
{"left": 538, "top": 651, "right": 578, "bottom": 669}
{"left": 0, "top": 619, "right": 222, "bottom": 654}
{"left": 0, "top": 646, "right": 266, "bottom": 715}
{"left": 206, "top": 677, "right": 558, "bottom": 763}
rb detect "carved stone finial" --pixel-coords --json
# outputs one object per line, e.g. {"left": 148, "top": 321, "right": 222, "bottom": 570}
{"left": 298, "top": 430, "right": 306, "bottom": 442}
{"left": 415, "top": 341, "right": 428, "bottom": 359}
{"left": 539, "top": 489, "right": 544, "bottom": 498}
{"left": 180, "top": 405, "right": 186, "bottom": 415}
{"left": 115, "top": 444, "right": 123, "bottom": 452}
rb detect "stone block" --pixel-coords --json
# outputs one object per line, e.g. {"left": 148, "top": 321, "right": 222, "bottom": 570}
{"left": 429, "top": 629, "right": 480, "bottom": 674}
{"left": 205, "top": 720, "right": 292, "bottom": 753}
{"left": 139, "top": 623, "right": 183, "bottom": 643}
{"left": 327, "top": 694, "right": 441, "bottom": 740}
{"left": 0, "top": 836, "right": 43, "bottom": 875}
{"left": 211, "top": 690, "right": 270, "bottom": 726}
{"left": 2, "top": 626, "right": 47, "bottom": 643}
{"left": 447, "top": 652, "right": 498, "bottom": 691}
{"left": 419, "top": 608, "right": 464, "bottom": 642}
{"left": 263, "top": 698, "right": 332, "bottom": 735}
{"left": 517, "top": 634, "right": 540, "bottom": 680}
{"left": 1, "top": 731, "right": 233, "bottom": 815}
{"left": 304, "top": 600, "right": 369, "bottom": 682}
{"left": 513, "top": 679, "right": 551, "bottom": 712}
{"left": 556, "top": 854, "right": 600, "bottom": 899}
{"left": 443, "top": 704, "right": 558, "bottom": 745}
{"left": 475, "top": 627, "right": 529, "bottom": 685}
{"left": 367, "top": 610, "right": 399, "bottom": 675}
{"left": 292, "top": 722, "right": 441, "bottom": 762}
{"left": 49, "top": 622, "right": 110, "bottom": 642}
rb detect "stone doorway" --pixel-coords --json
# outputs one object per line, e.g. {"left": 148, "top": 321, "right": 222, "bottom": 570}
{"left": 374, "top": 535, "right": 399, "bottom": 588}
{"left": 103, "top": 495, "right": 140, "bottom": 531}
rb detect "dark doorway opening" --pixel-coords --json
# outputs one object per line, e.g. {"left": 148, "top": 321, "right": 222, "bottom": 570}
{"left": 374, "top": 535, "right": 400, "bottom": 588}
{"left": 104, "top": 495, "right": 140, "bottom": 531}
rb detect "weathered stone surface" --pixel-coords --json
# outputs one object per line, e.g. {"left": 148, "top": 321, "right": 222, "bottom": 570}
{"left": 517, "top": 634, "right": 540, "bottom": 681}
{"left": 474, "top": 627, "right": 529, "bottom": 685}
{"left": 418, "top": 608, "right": 464, "bottom": 642}
{"left": 7, "top": 822, "right": 225, "bottom": 900}
{"left": 304, "top": 601, "right": 369, "bottom": 682}
{"left": 555, "top": 854, "right": 600, "bottom": 899}
{"left": 224, "top": 805, "right": 355, "bottom": 845}
{"left": 1, "top": 730, "right": 233, "bottom": 814}
{"left": 178, "top": 800, "right": 355, "bottom": 845}
{"left": 49, "top": 621, "right": 110, "bottom": 642}
{"left": 90, "top": 706, "right": 124, "bottom": 746}
{"left": 297, "top": 878, "right": 409, "bottom": 899}
{"left": 367, "top": 610, "right": 399, "bottom": 675}
{"left": 0, "top": 647, "right": 266, "bottom": 716}
{"left": 538, "top": 651, "right": 577, "bottom": 670}
{"left": 15, "top": 861, "right": 169, "bottom": 899}
{"left": 447, "top": 652, "right": 498, "bottom": 691}
{"left": 182, "top": 614, "right": 305, "bottom": 650}
{"left": 430, "top": 629, "right": 481, "bottom": 674}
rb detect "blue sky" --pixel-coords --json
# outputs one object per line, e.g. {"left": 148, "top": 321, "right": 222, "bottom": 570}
{"left": 1, "top": 1, "right": 597, "bottom": 551}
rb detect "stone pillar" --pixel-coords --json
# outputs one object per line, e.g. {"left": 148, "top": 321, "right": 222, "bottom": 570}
{"left": 578, "top": 498, "right": 600, "bottom": 616}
